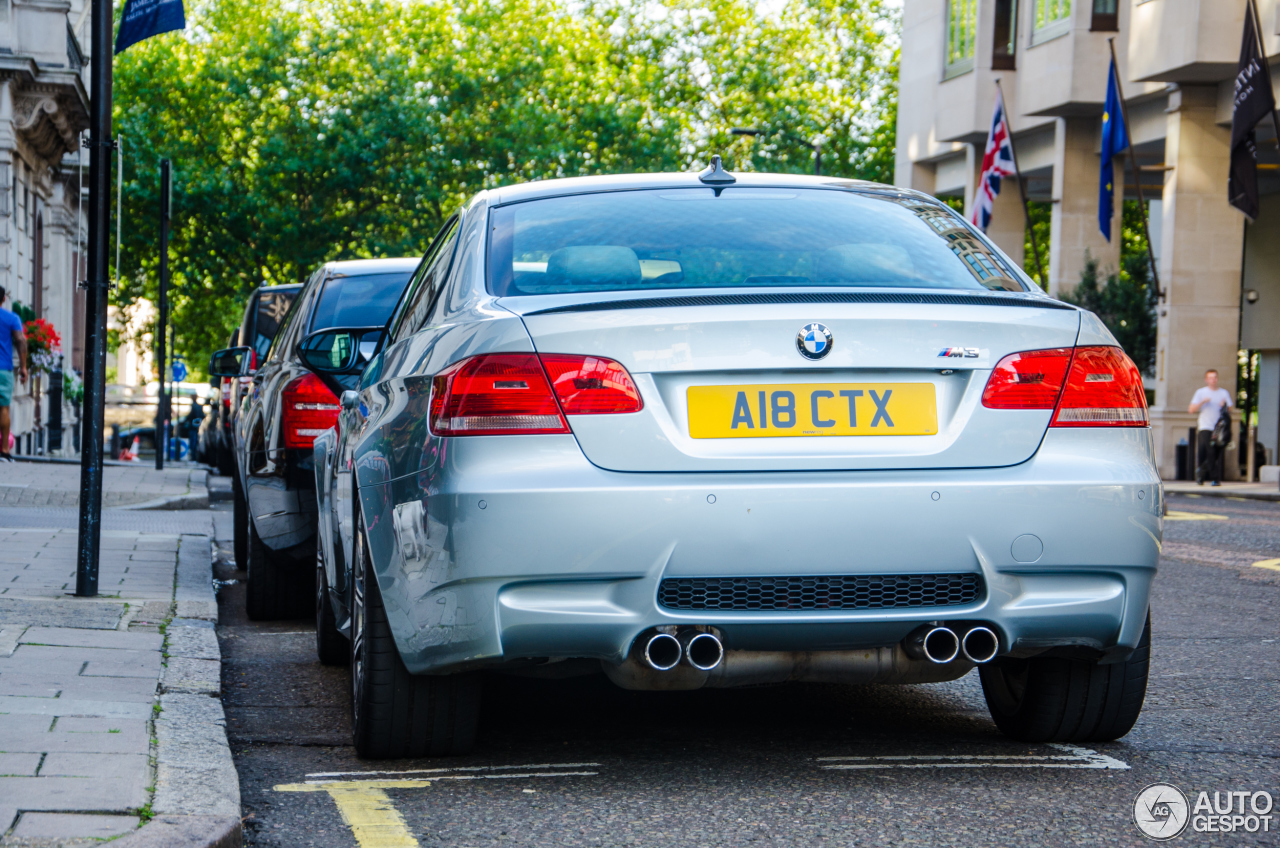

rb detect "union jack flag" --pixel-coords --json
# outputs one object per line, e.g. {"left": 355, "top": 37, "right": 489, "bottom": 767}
{"left": 971, "top": 88, "right": 1017, "bottom": 232}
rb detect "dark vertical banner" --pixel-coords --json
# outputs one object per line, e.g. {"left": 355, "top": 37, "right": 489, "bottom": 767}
{"left": 1228, "top": 0, "right": 1277, "bottom": 220}
{"left": 115, "top": 0, "right": 186, "bottom": 55}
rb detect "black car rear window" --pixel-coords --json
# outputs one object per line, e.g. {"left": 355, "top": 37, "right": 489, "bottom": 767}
{"left": 252, "top": 289, "right": 298, "bottom": 360}
{"left": 309, "top": 272, "right": 414, "bottom": 331}
{"left": 487, "top": 187, "right": 1031, "bottom": 296}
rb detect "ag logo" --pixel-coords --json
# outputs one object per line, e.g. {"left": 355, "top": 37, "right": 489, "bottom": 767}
{"left": 797, "top": 323, "right": 833, "bottom": 360}
{"left": 1134, "top": 783, "right": 1189, "bottom": 840}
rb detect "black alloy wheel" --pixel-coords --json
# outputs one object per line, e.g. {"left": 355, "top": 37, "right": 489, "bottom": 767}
{"left": 350, "top": 510, "right": 481, "bottom": 758}
{"left": 980, "top": 611, "right": 1151, "bottom": 743}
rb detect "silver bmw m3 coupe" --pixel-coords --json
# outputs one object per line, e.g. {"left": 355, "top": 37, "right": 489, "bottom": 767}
{"left": 311, "top": 163, "right": 1160, "bottom": 758}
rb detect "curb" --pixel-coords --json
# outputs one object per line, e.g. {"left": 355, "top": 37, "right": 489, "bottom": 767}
{"left": 116, "top": 492, "right": 212, "bottom": 511}
{"left": 110, "top": 815, "right": 241, "bottom": 848}
{"left": 1165, "top": 487, "right": 1280, "bottom": 502}
{"left": 120, "top": 534, "right": 242, "bottom": 848}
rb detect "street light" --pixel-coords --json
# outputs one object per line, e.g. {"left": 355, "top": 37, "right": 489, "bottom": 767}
{"left": 731, "top": 126, "right": 823, "bottom": 176}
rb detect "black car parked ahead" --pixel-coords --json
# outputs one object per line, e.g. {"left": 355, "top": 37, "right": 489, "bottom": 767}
{"left": 201, "top": 286, "right": 303, "bottom": 478}
{"left": 212, "top": 259, "right": 417, "bottom": 619}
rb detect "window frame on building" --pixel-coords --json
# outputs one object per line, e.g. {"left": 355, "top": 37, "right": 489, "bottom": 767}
{"left": 1090, "top": 0, "right": 1118, "bottom": 32}
{"left": 944, "top": 0, "right": 977, "bottom": 80}
{"left": 992, "top": 0, "right": 1018, "bottom": 70}
{"left": 1030, "top": 0, "right": 1072, "bottom": 47}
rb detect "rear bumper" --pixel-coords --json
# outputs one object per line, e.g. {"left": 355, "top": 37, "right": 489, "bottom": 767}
{"left": 360, "top": 428, "right": 1162, "bottom": 674}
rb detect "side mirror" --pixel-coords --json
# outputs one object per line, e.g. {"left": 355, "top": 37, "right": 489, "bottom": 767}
{"left": 298, "top": 326, "right": 385, "bottom": 375}
{"left": 341, "top": 390, "right": 360, "bottom": 411}
{"left": 209, "top": 346, "right": 252, "bottom": 378}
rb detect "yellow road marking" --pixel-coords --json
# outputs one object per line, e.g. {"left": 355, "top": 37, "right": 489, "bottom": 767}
{"left": 1165, "top": 510, "right": 1229, "bottom": 521}
{"left": 1252, "top": 559, "right": 1280, "bottom": 572}
{"left": 275, "top": 780, "right": 429, "bottom": 848}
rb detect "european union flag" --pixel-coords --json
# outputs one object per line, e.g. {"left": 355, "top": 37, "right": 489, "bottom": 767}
{"left": 115, "top": 0, "right": 186, "bottom": 55}
{"left": 1098, "top": 57, "right": 1129, "bottom": 242}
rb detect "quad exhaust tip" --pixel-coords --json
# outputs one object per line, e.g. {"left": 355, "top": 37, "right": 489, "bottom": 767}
{"left": 643, "top": 633, "right": 682, "bottom": 671}
{"left": 681, "top": 631, "right": 724, "bottom": 671}
{"left": 961, "top": 626, "right": 999, "bottom": 664}
{"left": 920, "top": 626, "right": 960, "bottom": 664}
{"left": 904, "top": 625, "right": 960, "bottom": 664}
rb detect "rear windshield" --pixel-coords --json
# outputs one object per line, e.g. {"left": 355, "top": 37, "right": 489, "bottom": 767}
{"left": 252, "top": 289, "right": 298, "bottom": 360}
{"left": 488, "top": 187, "right": 1030, "bottom": 296}
{"left": 309, "top": 272, "right": 414, "bottom": 331}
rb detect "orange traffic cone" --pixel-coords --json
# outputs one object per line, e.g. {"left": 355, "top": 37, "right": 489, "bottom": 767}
{"left": 118, "top": 435, "right": 141, "bottom": 462}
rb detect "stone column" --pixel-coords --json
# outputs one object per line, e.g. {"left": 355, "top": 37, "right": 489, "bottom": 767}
{"left": 1149, "top": 85, "right": 1244, "bottom": 480}
{"left": 1048, "top": 117, "right": 1122, "bottom": 297}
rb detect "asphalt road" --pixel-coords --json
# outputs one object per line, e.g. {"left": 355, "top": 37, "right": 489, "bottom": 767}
{"left": 214, "top": 491, "right": 1280, "bottom": 847}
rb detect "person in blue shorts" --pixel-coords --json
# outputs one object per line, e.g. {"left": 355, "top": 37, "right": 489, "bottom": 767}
{"left": 0, "top": 286, "right": 29, "bottom": 461}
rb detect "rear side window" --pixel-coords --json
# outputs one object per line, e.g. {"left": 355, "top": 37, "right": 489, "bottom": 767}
{"left": 252, "top": 289, "right": 298, "bottom": 361}
{"left": 308, "top": 272, "right": 414, "bottom": 332}
{"left": 389, "top": 218, "right": 461, "bottom": 343}
{"left": 488, "top": 188, "right": 1030, "bottom": 296}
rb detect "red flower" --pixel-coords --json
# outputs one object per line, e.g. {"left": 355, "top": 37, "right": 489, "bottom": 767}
{"left": 24, "top": 318, "right": 61, "bottom": 353}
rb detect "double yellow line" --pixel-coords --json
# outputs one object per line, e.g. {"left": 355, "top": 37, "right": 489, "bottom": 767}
{"left": 275, "top": 780, "right": 429, "bottom": 848}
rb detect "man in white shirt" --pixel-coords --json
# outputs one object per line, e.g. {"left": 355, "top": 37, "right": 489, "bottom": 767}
{"left": 1188, "top": 369, "right": 1233, "bottom": 486}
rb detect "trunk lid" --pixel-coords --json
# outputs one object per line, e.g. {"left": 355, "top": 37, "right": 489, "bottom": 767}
{"left": 509, "top": 293, "right": 1082, "bottom": 472}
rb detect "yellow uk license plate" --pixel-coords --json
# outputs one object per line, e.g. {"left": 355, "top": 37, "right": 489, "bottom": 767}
{"left": 687, "top": 383, "right": 937, "bottom": 439}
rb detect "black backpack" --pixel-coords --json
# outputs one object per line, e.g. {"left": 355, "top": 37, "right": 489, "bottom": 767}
{"left": 1211, "top": 405, "right": 1233, "bottom": 448}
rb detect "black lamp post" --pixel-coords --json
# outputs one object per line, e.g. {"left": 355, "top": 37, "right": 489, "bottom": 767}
{"left": 731, "top": 126, "right": 823, "bottom": 176}
{"left": 76, "top": 0, "right": 113, "bottom": 597}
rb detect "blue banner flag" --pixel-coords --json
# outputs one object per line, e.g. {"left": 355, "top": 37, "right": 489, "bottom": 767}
{"left": 115, "top": 0, "right": 186, "bottom": 55}
{"left": 1098, "top": 58, "right": 1129, "bottom": 241}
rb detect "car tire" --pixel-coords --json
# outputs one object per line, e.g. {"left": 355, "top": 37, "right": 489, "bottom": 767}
{"left": 244, "top": 519, "right": 311, "bottom": 620}
{"left": 232, "top": 474, "right": 248, "bottom": 573}
{"left": 350, "top": 515, "right": 480, "bottom": 758}
{"left": 980, "top": 611, "right": 1151, "bottom": 743}
{"left": 316, "top": 537, "right": 348, "bottom": 666}
{"left": 217, "top": 443, "right": 235, "bottom": 477}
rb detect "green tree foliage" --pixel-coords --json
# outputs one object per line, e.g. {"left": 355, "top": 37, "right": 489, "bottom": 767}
{"left": 1022, "top": 199, "right": 1050, "bottom": 289}
{"left": 111, "top": 0, "right": 899, "bottom": 374}
{"left": 1062, "top": 202, "right": 1158, "bottom": 376}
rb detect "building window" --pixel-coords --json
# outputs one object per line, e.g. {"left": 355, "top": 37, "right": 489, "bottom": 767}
{"left": 1031, "top": 0, "right": 1071, "bottom": 46}
{"left": 993, "top": 0, "right": 1017, "bottom": 69}
{"left": 945, "top": 0, "right": 977, "bottom": 80}
{"left": 1090, "top": 0, "right": 1117, "bottom": 31}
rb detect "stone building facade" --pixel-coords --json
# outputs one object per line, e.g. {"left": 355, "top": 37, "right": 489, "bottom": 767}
{"left": 0, "top": 0, "right": 89, "bottom": 454}
{"left": 895, "top": 0, "right": 1280, "bottom": 480}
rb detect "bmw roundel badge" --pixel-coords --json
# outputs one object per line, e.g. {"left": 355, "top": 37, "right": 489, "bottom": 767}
{"left": 796, "top": 322, "right": 833, "bottom": 360}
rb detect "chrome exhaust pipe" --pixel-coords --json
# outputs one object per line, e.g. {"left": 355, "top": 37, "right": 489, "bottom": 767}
{"left": 903, "top": 625, "right": 960, "bottom": 664}
{"left": 680, "top": 631, "right": 724, "bottom": 671}
{"left": 642, "top": 632, "right": 682, "bottom": 671}
{"left": 961, "top": 626, "right": 999, "bottom": 664}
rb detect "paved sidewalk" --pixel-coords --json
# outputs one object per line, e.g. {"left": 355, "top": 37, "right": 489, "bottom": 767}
{"left": 1163, "top": 479, "right": 1280, "bottom": 501}
{"left": 0, "top": 463, "right": 205, "bottom": 508}
{"left": 0, "top": 465, "right": 239, "bottom": 846}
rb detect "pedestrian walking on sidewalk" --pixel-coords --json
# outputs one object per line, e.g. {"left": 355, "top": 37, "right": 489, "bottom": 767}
{"left": 1189, "top": 368, "right": 1233, "bottom": 486}
{"left": 0, "top": 285, "right": 28, "bottom": 461}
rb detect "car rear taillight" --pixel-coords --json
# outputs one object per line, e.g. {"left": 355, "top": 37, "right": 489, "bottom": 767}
{"left": 981, "top": 348, "right": 1073, "bottom": 409}
{"left": 540, "top": 354, "right": 643, "bottom": 414}
{"left": 221, "top": 377, "right": 232, "bottom": 410}
{"left": 982, "top": 346, "right": 1147, "bottom": 427}
{"left": 429, "top": 354, "right": 570, "bottom": 436}
{"left": 428, "top": 353, "right": 643, "bottom": 436}
{"left": 1051, "top": 346, "right": 1148, "bottom": 427}
{"left": 282, "top": 373, "right": 340, "bottom": 449}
